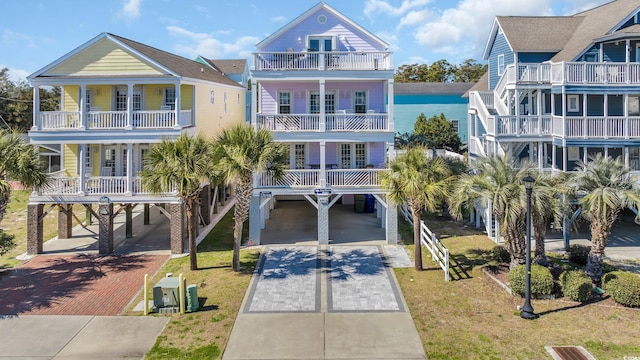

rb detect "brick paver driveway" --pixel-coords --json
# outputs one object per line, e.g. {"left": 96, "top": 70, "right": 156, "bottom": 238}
{"left": 0, "top": 254, "right": 167, "bottom": 315}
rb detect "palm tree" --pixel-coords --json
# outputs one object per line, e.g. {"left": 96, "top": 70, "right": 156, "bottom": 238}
{"left": 381, "top": 146, "right": 453, "bottom": 270}
{"left": 451, "top": 154, "right": 534, "bottom": 268}
{"left": 211, "top": 124, "right": 286, "bottom": 272}
{"left": 567, "top": 154, "right": 640, "bottom": 286}
{"left": 0, "top": 128, "right": 48, "bottom": 223}
{"left": 140, "top": 133, "right": 215, "bottom": 271}
{"left": 529, "top": 171, "right": 563, "bottom": 266}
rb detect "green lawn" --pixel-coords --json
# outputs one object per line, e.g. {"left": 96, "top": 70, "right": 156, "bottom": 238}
{"left": 397, "top": 216, "right": 640, "bottom": 359}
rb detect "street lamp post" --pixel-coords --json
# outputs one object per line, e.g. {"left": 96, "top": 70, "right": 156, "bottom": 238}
{"left": 520, "top": 175, "right": 538, "bottom": 320}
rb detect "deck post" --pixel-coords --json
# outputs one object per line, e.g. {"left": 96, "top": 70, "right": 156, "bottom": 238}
{"left": 58, "top": 204, "right": 73, "bottom": 239}
{"left": 386, "top": 203, "right": 398, "bottom": 244}
{"left": 143, "top": 203, "right": 150, "bottom": 225}
{"left": 27, "top": 204, "right": 44, "bottom": 255}
{"left": 98, "top": 203, "right": 114, "bottom": 254}
{"left": 249, "top": 195, "right": 261, "bottom": 245}
{"left": 169, "top": 203, "right": 185, "bottom": 254}
{"left": 125, "top": 204, "right": 133, "bottom": 238}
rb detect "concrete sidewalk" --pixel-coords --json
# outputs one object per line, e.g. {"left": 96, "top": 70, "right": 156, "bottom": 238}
{"left": 0, "top": 315, "right": 168, "bottom": 359}
{"left": 223, "top": 245, "right": 426, "bottom": 360}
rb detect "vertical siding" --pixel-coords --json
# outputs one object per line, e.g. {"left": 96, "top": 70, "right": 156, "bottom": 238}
{"left": 64, "top": 144, "right": 78, "bottom": 176}
{"left": 488, "top": 29, "right": 513, "bottom": 90}
{"left": 63, "top": 86, "right": 80, "bottom": 112}
{"left": 260, "top": 9, "right": 384, "bottom": 52}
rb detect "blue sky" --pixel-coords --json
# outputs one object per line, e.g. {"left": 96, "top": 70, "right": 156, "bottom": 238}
{"left": 1, "top": 0, "right": 610, "bottom": 82}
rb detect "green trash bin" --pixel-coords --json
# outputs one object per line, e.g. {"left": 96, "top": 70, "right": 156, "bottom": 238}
{"left": 354, "top": 194, "right": 365, "bottom": 213}
{"left": 186, "top": 284, "right": 199, "bottom": 312}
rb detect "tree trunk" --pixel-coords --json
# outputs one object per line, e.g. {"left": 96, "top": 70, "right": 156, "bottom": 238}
{"left": 412, "top": 208, "right": 422, "bottom": 271}
{"left": 232, "top": 177, "right": 253, "bottom": 272}
{"left": 186, "top": 198, "right": 198, "bottom": 271}
{"left": 505, "top": 224, "right": 526, "bottom": 269}
{"left": 533, "top": 221, "right": 548, "bottom": 266}
{"left": 586, "top": 220, "right": 608, "bottom": 287}
{"left": 0, "top": 192, "right": 10, "bottom": 224}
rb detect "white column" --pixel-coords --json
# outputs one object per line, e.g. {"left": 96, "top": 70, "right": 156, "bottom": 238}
{"left": 583, "top": 146, "right": 588, "bottom": 164}
{"left": 126, "top": 143, "right": 133, "bottom": 195}
{"left": 625, "top": 147, "right": 630, "bottom": 169}
{"left": 319, "top": 79, "right": 326, "bottom": 132}
{"left": 126, "top": 84, "right": 133, "bottom": 129}
{"left": 626, "top": 39, "right": 631, "bottom": 63}
{"left": 625, "top": 93, "right": 629, "bottom": 139}
{"left": 251, "top": 80, "right": 257, "bottom": 128}
{"left": 563, "top": 144, "right": 568, "bottom": 171}
{"left": 583, "top": 92, "right": 588, "bottom": 139}
{"left": 32, "top": 85, "right": 40, "bottom": 130}
{"left": 319, "top": 141, "right": 326, "bottom": 188}
{"left": 387, "top": 79, "right": 394, "bottom": 132}
{"left": 174, "top": 84, "right": 181, "bottom": 128}
{"left": 538, "top": 142, "right": 544, "bottom": 170}
{"left": 79, "top": 84, "right": 86, "bottom": 130}
{"left": 552, "top": 144, "right": 557, "bottom": 170}
{"left": 248, "top": 196, "right": 261, "bottom": 245}
{"left": 387, "top": 142, "right": 395, "bottom": 161}
{"left": 79, "top": 144, "right": 86, "bottom": 195}
{"left": 385, "top": 202, "right": 397, "bottom": 244}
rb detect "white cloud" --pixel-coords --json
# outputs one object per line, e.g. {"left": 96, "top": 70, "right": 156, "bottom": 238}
{"left": 375, "top": 31, "right": 400, "bottom": 52}
{"left": 414, "top": 0, "right": 554, "bottom": 60}
{"left": 397, "top": 9, "right": 431, "bottom": 29}
{"left": 0, "top": 65, "right": 31, "bottom": 82}
{"left": 166, "top": 26, "right": 259, "bottom": 59}
{"left": 2, "top": 30, "right": 37, "bottom": 48}
{"left": 118, "top": 0, "right": 142, "bottom": 21}
{"left": 364, "top": 0, "right": 432, "bottom": 18}
{"left": 271, "top": 16, "right": 287, "bottom": 23}
{"left": 558, "top": 0, "right": 611, "bottom": 15}
{"left": 407, "top": 56, "right": 429, "bottom": 64}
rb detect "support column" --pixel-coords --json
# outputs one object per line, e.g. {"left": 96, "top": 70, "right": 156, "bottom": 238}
{"left": 385, "top": 202, "right": 398, "bottom": 244}
{"left": 98, "top": 203, "right": 114, "bottom": 254}
{"left": 199, "top": 184, "right": 211, "bottom": 225}
{"left": 32, "top": 86, "right": 40, "bottom": 130}
{"left": 552, "top": 145, "right": 557, "bottom": 170}
{"left": 27, "top": 204, "right": 44, "bottom": 255}
{"left": 250, "top": 80, "right": 257, "bottom": 127}
{"left": 79, "top": 144, "right": 86, "bottom": 194}
{"left": 387, "top": 79, "right": 394, "bottom": 133}
{"left": 249, "top": 195, "right": 261, "bottom": 245}
{"left": 58, "top": 204, "right": 73, "bottom": 239}
{"left": 319, "top": 79, "right": 326, "bottom": 132}
{"left": 79, "top": 84, "right": 86, "bottom": 130}
{"left": 174, "top": 84, "right": 181, "bottom": 128}
{"left": 318, "top": 197, "right": 330, "bottom": 245}
{"left": 319, "top": 141, "right": 326, "bottom": 188}
{"left": 126, "top": 143, "right": 133, "bottom": 195}
{"left": 169, "top": 203, "right": 185, "bottom": 254}
{"left": 144, "top": 203, "right": 150, "bottom": 225}
{"left": 86, "top": 205, "right": 93, "bottom": 225}
{"left": 126, "top": 83, "right": 134, "bottom": 129}
{"left": 125, "top": 204, "right": 133, "bottom": 238}
{"left": 538, "top": 142, "right": 543, "bottom": 170}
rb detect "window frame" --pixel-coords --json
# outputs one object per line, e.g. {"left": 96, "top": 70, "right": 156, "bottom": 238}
{"left": 497, "top": 54, "right": 505, "bottom": 76}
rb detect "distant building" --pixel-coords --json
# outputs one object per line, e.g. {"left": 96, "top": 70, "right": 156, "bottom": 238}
{"left": 394, "top": 82, "right": 474, "bottom": 143}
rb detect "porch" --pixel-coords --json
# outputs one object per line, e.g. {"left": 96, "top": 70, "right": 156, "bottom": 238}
{"left": 255, "top": 112, "right": 390, "bottom": 132}
{"left": 252, "top": 51, "right": 393, "bottom": 71}
{"left": 37, "top": 176, "right": 175, "bottom": 197}
{"left": 37, "top": 110, "right": 193, "bottom": 130}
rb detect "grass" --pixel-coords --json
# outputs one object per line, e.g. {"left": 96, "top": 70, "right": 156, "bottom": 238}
{"left": 0, "top": 190, "right": 86, "bottom": 269}
{"left": 128, "top": 209, "right": 259, "bottom": 360}
{"left": 397, "top": 215, "right": 640, "bottom": 359}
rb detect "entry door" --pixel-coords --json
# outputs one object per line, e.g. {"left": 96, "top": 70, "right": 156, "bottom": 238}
{"left": 102, "top": 145, "right": 128, "bottom": 176}
{"left": 308, "top": 37, "right": 333, "bottom": 52}
{"left": 114, "top": 87, "right": 142, "bottom": 111}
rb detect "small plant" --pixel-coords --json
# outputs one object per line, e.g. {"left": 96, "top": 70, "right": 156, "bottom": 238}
{"left": 560, "top": 270, "right": 593, "bottom": 302}
{"left": 602, "top": 271, "right": 640, "bottom": 307}
{"left": 509, "top": 264, "right": 554, "bottom": 298}
{"left": 568, "top": 244, "right": 590, "bottom": 266}
{"left": 491, "top": 245, "right": 510, "bottom": 264}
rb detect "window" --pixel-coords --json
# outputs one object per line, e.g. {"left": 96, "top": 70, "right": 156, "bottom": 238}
{"left": 84, "top": 145, "right": 92, "bottom": 172}
{"left": 567, "top": 95, "right": 580, "bottom": 112}
{"left": 309, "top": 93, "right": 320, "bottom": 114}
{"left": 497, "top": 54, "right": 505, "bottom": 76}
{"left": 164, "top": 88, "right": 176, "bottom": 110}
{"left": 309, "top": 92, "right": 335, "bottom": 114}
{"left": 629, "top": 96, "right": 640, "bottom": 116}
{"left": 450, "top": 119, "right": 459, "bottom": 133}
{"left": 630, "top": 147, "right": 640, "bottom": 170}
{"left": 340, "top": 144, "right": 351, "bottom": 169}
{"left": 355, "top": 143, "right": 366, "bottom": 168}
{"left": 85, "top": 89, "right": 92, "bottom": 111}
{"left": 210, "top": 90, "right": 215, "bottom": 104}
{"left": 339, "top": 143, "right": 366, "bottom": 169}
{"left": 294, "top": 144, "right": 305, "bottom": 169}
{"left": 104, "top": 148, "right": 116, "bottom": 176}
{"left": 279, "top": 92, "right": 291, "bottom": 114}
{"left": 354, "top": 91, "right": 367, "bottom": 113}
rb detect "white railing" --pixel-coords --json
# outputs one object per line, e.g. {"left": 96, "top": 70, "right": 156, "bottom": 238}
{"left": 479, "top": 91, "right": 494, "bottom": 108}
{"left": 552, "top": 62, "right": 640, "bottom": 85}
{"left": 87, "top": 111, "right": 127, "bottom": 129}
{"left": 256, "top": 114, "right": 320, "bottom": 131}
{"left": 517, "top": 63, "right": 551, "bottom": 83}
{"left": 420, "top": 220, "right": 450, "bottom": 281}
{"left": 326, "top": 169, "right": 385, "bottom": 187}
{"left": 253, "top": 51, "right": 393, "bottom": 71}
{"left": 256, "top": 170, "right": 320, "bottom": 188}
{"left": 40, "top": 112, "right": 80, "bottom": 130}
{"left": 38, "top": 176, "right": 177, "bottom": 196}
{"left": 85, "top": 177, "right": 127, "bottom": 194}
{"left": 467, "top": 137, "right": 485, "bottom": 157}
{"left": 555, "top": 116, "right": 640, "bottom": 138}
{"left": 133, "top": 111, "right": 175, "bottom": 128}
{"left": 41, "top": 177, "right": 81, "bottom": 194}
{"left": 470, "top": 91, "right": 496, "bottom": 136}
{"left": 327, "top": 114, "right": 389, "bottom": 131}
{"left": 496, "top": 115, "right": 552, "bottom": 136}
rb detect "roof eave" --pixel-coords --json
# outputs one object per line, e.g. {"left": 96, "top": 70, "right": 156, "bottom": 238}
{"left": 482, "top": 19, "right": 500, "bottom": 60}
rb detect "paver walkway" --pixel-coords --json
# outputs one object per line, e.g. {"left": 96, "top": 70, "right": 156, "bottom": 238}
{"left": 0, "top": 254, "right": 167, "bottom": 315}
{"left": 223, "top": 245, "right": 426, "bottom": 360}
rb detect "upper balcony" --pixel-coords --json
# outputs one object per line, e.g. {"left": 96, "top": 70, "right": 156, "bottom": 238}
{"left": 36, "top": 109, "right": 193, "bottom": 131}
{"left": 255, "top": 112, "right": 390, "bottom": 133}
{"left": 252, "top": 51, "right": 393, "bottom": 72}
{"left": 499, "top": 62, "right": 640, "bottom": 88}
{"left": 256, "top": 168, "right": 387, "bottom": 192}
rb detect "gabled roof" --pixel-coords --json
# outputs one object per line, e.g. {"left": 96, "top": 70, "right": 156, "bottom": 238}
{"left": 198, "top": 58, "right": 247, "bottom": 76}
{"left": 462, "top": 73, "right": 488, "bottom": 98}
{"left": 29, "top": 33, "right": 243, "bottom": 88}
{"left": 255, "top": 2, "right": 388, "bottom": 50}
{"left": 394, "top": 82, "right": 475, "bottom": 95}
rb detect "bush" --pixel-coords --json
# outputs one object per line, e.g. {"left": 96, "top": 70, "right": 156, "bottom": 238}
{"left": 568, "top": 244, "right": 590, "bottom": 266}
{"left": 602, "top": 271, "right": 640, "bottom": 307}
{"left": 509, "top": 264, "right": 554, "bottom": 298}
{"left": 0, "top": 229, "right": 16, "bottom": 257}
{"left": 560, "top": 270, "right": 593, "bottom": 302}
{"left": 491, "top": 245, "right": 510, "bottom": 264}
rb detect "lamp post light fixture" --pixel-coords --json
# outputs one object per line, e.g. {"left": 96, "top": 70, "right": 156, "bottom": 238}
{"left": 520, "top": 175, "right": 538, "bottom": 320}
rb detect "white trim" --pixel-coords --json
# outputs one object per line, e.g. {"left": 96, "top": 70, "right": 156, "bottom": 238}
{"left": 567, "top": 94, "right": 580, "bottom": 112}
{"left": 607, "top": 6, "right": 640, "bottom": 35}
{"left": 497, "top": 54, "right": 505, "bottom": 76}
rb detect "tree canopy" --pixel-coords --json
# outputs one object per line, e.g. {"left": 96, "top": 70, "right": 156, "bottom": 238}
{"left": 412, "top": 113, "right": 462, "bottom": 153}
{"left": 0, "top": 68, "right": 59, "bottom": 131}
{"left": 394, "top": 59, "right": 487, "bottom": 83}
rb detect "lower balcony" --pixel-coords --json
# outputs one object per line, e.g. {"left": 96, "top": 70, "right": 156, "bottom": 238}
{"left": 256, "top": 168, "right": 387, "bottom": 189}
{"left": 38, "top": 176, "right": 176, "bottom": 196}
{"left": 37, "top": 110, "right": 193, "bottom": 130}
{"left": 256, "top": 113, "right": 390, "bottom": 132}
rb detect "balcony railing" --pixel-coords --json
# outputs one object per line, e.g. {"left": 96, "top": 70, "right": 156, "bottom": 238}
{"left": 253, "top": 51, "right": 393, "bottom": 71}
{"left": 38, "top": 176, "right": 177, "bottom": 196}
{"left": 256, "top": 113, "right": 390, "bottom": 132}
{"left": 327, "top": 169, "right": 385, "bottom": 187}
{"left": 551, "top": 62, "right": 640, "bottom": 85}
{"left": 496, "top": 115, "right": 552, "bottom": 137}
{"left": 557, "top": 116, "right": 640, "bottom": 138}
{"left": 257, "top": 170, "right": 320, "bottom": 188}
{"left": 38, "top": 110, "right": 193, "bottom": 130}
{"left": 256, "top": 168, "right": 387, "bottom": 188}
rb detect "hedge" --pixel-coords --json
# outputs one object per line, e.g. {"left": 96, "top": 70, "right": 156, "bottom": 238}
{"left": 491, "top": 245, "right": 510, "bottom": 264}
{"left": 602, "top": 271, "right": 640, "bottom": 307}
{"left": 509, "top": 264, "right": 554, "bottom": 298}
{"left": 560, "top": 270, "right": 593, "bottom": 302}
{"left": 568, "top": 244, "right": 590, "bottom": 266}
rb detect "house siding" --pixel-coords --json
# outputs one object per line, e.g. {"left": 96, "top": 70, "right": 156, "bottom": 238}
{"left": 517, "top": 52, "right": 556, "bottom": 63}
{"left": 577, "top": 45, "right": 600, "bottom": 61}
{"left": 603, "top": 43, "right": 626, "bottom": 62}
{"left": 393, "top": 94, "right": 469, "bottom": 142}
{"left": 192, "top": 82, "right": 245, "bottom": 138}
{"left": 63, "top": 144, "right": 78, "bottom": 176}
{"left": 488, "top": 29, "right": 513, "bottom": 90}
{"left": 48, "top": 38, "right": 163, "bottom": 76}
{"left": 63, "top": 86, "right": 80, "bottom": 112}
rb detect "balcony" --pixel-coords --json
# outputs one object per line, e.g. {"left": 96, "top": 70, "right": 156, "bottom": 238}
{"left": 551, "top": 62, "right": 640, "bottom": 85}
{"left": 496, "top": 115, "right": 553, "bottom": 137}
{"left": 38, "top": 176, "right": 176, "bottom": 196}
{"left": 252, "top": 51, "right": 392, "bottom": 71}
{"left": 256, "top": 168, "right": 387, "bottom": 189}
{"left": 36, "top": 110, "right": 193, "bottom": 131}
{"left": 553, "top": 116, "right": 640, "bottom": 138}
{"left": 256, "top": 113, "right": 390, "bottom": 132}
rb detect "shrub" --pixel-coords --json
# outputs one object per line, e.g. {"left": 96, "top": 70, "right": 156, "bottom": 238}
{"left": 509, "top": 264, "right": 554, "bottom": 298}
{"left": 602, "top": 271, "right": 640, "bottom": 307}
{"left": 560, "top": 270, "right": 593, "bottom": 302}
{"left": 491, "top": 245, "right": 510, "bottom": 264}
{"left": 568, "top": 244, "right": 590, "bottom": 266}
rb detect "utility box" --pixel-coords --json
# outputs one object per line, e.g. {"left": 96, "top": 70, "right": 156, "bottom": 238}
{"left": 354, "top": 194, "right": 365, "bottom": 213}
{"left": 187, "top": 284, "right": 199, "bottom": 312}
{"left": 153, "top": 276, "right": 185, "bottom": 313}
